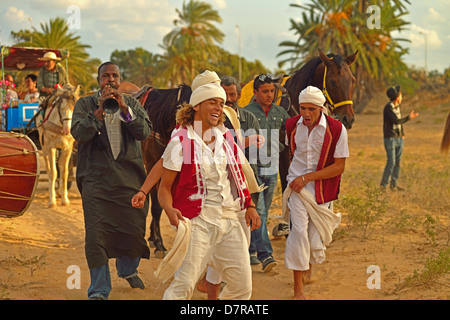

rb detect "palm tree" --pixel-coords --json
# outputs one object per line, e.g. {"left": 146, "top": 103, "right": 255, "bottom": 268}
{"left": 10, "top": 17, "right": 95, "bottom": 93}
{"left": 278, "top": 0, "right": 413, "bottom": 110}
{"left": 160, "top": 0, "right": 224, "bottom": 85}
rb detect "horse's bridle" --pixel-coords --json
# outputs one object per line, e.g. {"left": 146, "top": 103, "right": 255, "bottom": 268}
{"left": 322, "top": 58, "right": 353, "bottom": 112}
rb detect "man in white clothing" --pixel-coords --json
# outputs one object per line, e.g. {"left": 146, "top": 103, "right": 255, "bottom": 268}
{"left": 158, "top": 79, "right": 261, "bottom": 300}
{"left": 283, "top": 86, "right": 349, "bottom": 300}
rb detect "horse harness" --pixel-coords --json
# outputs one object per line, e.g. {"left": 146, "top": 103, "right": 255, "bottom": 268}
{"left": 39, "top": 91, "right": 74, "bottom": 134}
{"left": 322, "top": 57, "right": 353, "bottom": 113}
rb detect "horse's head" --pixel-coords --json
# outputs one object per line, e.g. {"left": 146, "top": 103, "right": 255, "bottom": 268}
{"left": 318, "top": 49, "right": 357, "bottom": 129}
{"left": 55, "top": 84, "right": 80, "bottom": 135}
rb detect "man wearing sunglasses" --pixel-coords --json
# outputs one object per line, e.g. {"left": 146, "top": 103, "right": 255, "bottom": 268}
{"left": 244, "top": 74, "right": 290, "bottom": 272}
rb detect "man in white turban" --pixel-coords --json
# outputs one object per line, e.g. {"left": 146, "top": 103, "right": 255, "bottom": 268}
{"left": 158, "top": 73, "right": 261, "bottom": 300}
{"left": 282, "top": 86, "right": 349, "bottom": 299}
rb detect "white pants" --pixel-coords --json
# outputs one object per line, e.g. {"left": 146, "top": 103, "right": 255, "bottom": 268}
{"left": 163, "top": 215, "right": 252, "bottom": 300}
{"left": 285, "top": 185, "right": 327, "bottom": 271}
{"left": 205, "top": 213, "right": 250, "bottom": 286}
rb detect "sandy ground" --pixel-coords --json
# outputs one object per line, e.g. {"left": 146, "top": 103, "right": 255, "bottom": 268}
{"left": 1, "top": 90, "right": 449, "bottom": 301}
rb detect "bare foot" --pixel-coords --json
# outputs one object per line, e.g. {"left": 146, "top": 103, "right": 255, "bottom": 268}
{"left": 196, "top": 275, "right": 208, "bottom": 293}
{"left": 293, "top": 291, "right": 307, "bottom": 300}
{"left": 303, "top": 269, "right": 312, "bottom": 284}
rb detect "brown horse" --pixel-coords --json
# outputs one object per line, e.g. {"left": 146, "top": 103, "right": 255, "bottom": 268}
{"left": 281, "top": 49, "right": 358, "bottom": 129}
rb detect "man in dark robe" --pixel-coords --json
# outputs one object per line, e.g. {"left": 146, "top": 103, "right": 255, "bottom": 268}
{"left": 71, "top": 62, "right": 152, "bottom": 300}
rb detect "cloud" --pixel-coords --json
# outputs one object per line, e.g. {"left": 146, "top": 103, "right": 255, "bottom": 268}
{"left": 427, "top": 7, "right": 445, "bottom": 22}
{"left": 212, "top": 0, "right": 227, "bottom": 9}
{"left": 3, "top": 6, "right": 31, "bottom": 26}
{"left": 408, "top": 24, "right": 442, "bottom": 49}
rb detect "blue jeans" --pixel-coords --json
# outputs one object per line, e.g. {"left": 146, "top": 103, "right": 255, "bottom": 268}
{"left": 88, "top": 256, "right": 141, "bottom": 299}
{"left": 381, "top": 137, "right": 404, "bottom": 187}
{"left": 249, "top": 170, "right": 278, "bottom": 262}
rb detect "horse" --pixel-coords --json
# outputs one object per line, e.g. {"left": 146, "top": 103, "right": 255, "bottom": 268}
{"left": 280, "top": 49, "right": 358, "bottom": 128}
{"left": 36, "top": 84, "right": 80, "bottom": 208}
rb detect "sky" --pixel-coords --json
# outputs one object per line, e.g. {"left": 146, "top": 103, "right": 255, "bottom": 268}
{"left": 0, "top": 0, "right": 448, "bottom": 74}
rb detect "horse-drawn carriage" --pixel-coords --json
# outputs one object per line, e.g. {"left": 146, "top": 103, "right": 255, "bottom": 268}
{"left": 0, "top": 46, "right": 76, "bottom": 218}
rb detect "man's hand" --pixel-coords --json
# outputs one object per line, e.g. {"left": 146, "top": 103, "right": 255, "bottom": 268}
{"left": 247, "top": 134, "right": 265, "bottom": 149}
{"left": 289, "top": 175, "right": 307, "bottom": 193}
{"left": 131, "top": 191, "right": 146, "bottom": 209}
{"left": 165, "top": 207, "right": 185, "bottom": 228}
{"left": 409, "top": 110, "right": 419, "bottom": 119}
{"left": 245, "top": 206, "right": 261, "bottom": 231}
{"left": 98, "top": 85, "right": 128, "bottom": 115}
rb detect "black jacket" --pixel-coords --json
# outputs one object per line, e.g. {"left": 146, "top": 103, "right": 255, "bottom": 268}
{"left": 383, "top": 101, "right": 410, "bottom": 138}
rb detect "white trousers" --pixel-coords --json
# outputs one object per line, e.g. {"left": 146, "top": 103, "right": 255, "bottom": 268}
{"left": 205, "top": 213, "right": 250, "bottom": 286}
{"left": 284, "top": 185, "right": 327, "bottom": 271}
{"left": 163, "top": 215, "right": 252, "bottom": 300}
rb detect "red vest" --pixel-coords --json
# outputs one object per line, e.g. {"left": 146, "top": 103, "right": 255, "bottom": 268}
{"left": 170, "top": 127, "right": 251, "bottom": 219}
{"left": 285, "top": 114, "right": 343, "bottom": 204}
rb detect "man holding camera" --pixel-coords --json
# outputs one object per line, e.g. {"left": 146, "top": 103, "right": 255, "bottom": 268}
{"left": 71, "top": 62, "right": 153, "bottom": 300}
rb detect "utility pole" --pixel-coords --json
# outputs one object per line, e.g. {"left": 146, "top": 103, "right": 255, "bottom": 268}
{"left": 236, "top": 25, "right": 242, "bottom": 83}
{"left": 419, "top": 31, "right": 428, "bottom": 76}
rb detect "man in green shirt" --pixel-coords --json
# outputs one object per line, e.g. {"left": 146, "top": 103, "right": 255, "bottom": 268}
{"left": 245, "top": 74, "right": 290, "bottom": 272}
{"left": 37, "top": 51, "right": 67, "bottom": 98}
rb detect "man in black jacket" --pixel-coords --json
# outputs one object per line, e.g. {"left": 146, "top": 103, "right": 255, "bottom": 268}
{"left": 380, "top": 85, "right": 419, "bottom": 190}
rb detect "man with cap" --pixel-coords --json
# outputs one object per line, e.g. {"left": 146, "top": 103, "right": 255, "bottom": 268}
{"left": 283, "top": 86, "right": 349, "bottom": 300}
{"left": 37, "top": 51, "right": 67, "bottom": 98}
{"left": 381, "top": 85, "right": 419, "bottom": 190}
{"left": 158, "top": 77, "right": 261, "bottom": 300}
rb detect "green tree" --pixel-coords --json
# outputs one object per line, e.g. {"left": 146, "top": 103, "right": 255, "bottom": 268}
{"left": 159, "top": 0, "right": 224, "bottom": 85}
{"left": 278, "top": 0, "right": 414, "bottom": 110}
{"left": 10, "top": 17, "right": 96, "bottom": 93}
{"left": 110, "top": 48, "right": 161, "bottom": 87}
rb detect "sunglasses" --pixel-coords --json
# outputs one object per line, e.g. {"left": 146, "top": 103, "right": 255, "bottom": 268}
{"left": 257, "top": 74, "right": 274, "bottom": 83}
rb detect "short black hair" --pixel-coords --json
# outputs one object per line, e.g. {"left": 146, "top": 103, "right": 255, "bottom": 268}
{"left": 25, "top": 74, "right": 37, "bottom": 82}
{"left": 97, "top": 61, "right": 119, "bottom": 77}
{"left": 253, "top": 74, "right": 274, "bottom": 91}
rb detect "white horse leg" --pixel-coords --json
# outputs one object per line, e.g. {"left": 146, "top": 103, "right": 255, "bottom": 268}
{"left": 44, "top": 147, "right": 58, "bottom": 208}
{"left": 58, "top": 147, "right": 72, "bottom": 206}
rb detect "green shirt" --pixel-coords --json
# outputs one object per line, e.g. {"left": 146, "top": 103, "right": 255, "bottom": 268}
{"left": 37, "top": 64, "right": 67, "bottom": 96}
{"left": 244, "top": 100, "right": 289, "bottom": 174}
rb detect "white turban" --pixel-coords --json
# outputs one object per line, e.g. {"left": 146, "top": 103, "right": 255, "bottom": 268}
{"left": 189, "top": 82, "right": 226, "bottom": 107}
{"left": 298, "top": 86, "right": 326, "bottom": 107}
{"left": 191, "top": 70, "right": 221, "bottom": 91}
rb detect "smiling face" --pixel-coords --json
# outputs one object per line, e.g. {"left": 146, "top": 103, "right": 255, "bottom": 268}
{"left": 193, "top": 98, "right": 224, "bottom": 132}
{"left": 300, "top": 102, "right": 322, "bottom": 128}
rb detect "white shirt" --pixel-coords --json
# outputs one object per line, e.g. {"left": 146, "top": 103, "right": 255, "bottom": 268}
{"left": 162, "top": 125, "right": 240, "bottom": 226}
{"left": 286, "top": 113, "right": 349, "bottom": 186}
